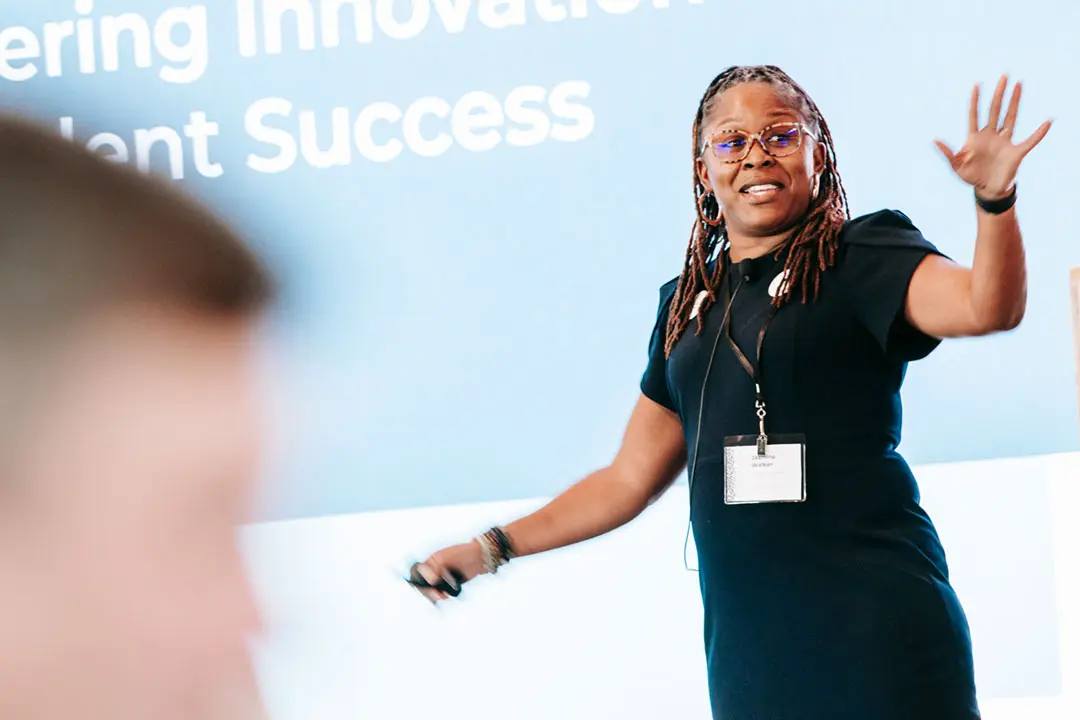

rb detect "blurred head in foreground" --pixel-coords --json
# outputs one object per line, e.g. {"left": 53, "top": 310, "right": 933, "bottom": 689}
{"left": 0, "top": 116, "right": 274, "bottom": 719}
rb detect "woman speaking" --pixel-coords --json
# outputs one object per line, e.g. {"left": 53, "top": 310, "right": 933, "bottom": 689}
{"left": 413, "top": 66, "right": 1050, "bottom": 719}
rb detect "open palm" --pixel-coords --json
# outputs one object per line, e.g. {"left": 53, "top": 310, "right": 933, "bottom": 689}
{"left": 935, "top": 75, "right": 1051, "bottom": 200}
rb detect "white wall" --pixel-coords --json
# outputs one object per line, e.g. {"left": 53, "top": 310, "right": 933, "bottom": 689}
{"left": 242, "top": 452, "right": 1080, "bottom": 719}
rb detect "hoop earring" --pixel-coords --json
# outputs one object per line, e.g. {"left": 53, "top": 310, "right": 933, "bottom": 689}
{"left": 698, "top": 192, "right": 723, "bottom": 227}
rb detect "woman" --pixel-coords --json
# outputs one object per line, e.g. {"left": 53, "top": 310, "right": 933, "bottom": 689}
{"left": 414, "top": 66, "right": 1050, "bottom": 718}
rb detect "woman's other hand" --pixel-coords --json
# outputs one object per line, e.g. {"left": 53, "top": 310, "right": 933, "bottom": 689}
{"left": 934, "top": 74, "right": 1051, "bottom": 199}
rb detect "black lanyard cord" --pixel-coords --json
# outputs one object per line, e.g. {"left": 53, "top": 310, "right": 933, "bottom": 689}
{"left": 685, "top": 271, "right": 781, "bottom": 500}
{"left": 718, "top": 274, "right": 779, "bottom": 405}
{"left": 686, "top": 277, "right": 743, "bottom": 497}
{"left": 683, "top": 276, "right": 742, "bottom": 571}
{"left": 682, "top": 267, "right": 785, "bottom": 570}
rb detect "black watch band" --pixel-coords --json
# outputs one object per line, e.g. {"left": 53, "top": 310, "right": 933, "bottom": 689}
{"left": 974, "top": 184, "right": 1017, "bottom": 215}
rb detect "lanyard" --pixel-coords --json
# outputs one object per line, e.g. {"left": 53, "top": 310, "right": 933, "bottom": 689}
{"left": 717, "top": 269, "right": 780, "bottom": 454}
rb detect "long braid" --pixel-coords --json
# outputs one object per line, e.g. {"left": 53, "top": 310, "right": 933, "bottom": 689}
{"left": 664, "top": 66, "right": 850, "bottom": 357}
{"left": 664, "top": 68, "right": 738, "bottom": 357}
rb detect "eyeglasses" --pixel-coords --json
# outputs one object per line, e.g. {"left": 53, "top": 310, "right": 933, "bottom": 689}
{"left": 700, "top": 122, "right": 816, "bottom": 163}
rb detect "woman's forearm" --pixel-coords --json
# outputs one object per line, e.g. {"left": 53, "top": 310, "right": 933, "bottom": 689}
{"left": 969, "top": 202, "right": 1027, "bottom": 330}
{"left": 503, "top": 466, "right": 652, "bottom": 558}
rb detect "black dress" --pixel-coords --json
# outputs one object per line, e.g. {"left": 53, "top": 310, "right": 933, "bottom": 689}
{"left": 640, "top": 210, "right": 980, "bottom": 720}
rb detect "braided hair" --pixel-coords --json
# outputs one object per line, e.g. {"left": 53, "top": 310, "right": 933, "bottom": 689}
{"left": 663, "top": 65, "right": 850, "bottom": 357}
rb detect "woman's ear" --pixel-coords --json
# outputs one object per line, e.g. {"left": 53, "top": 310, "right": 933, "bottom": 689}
{"left": 696, "top": 156, "right": 711, "bottom": 191}
{"left": 812, "top": 141, "right": 826, "bottom": 176}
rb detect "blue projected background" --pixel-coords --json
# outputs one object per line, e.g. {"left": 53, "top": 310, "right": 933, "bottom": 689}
{"left": 2, "top": 0, "right": 1078, "bottom": 520}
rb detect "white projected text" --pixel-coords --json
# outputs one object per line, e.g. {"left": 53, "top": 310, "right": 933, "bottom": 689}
{"left": 235, "top": 0, "right": 704, "bottom": 55}
{"left": 245, "top": 81, "right": 593, "bottom": 171}
{"left": 59, "top": 111, "right": 223, "bottom": 180}
{"left": 1, "top": 0, "right": 706, "bottom": 178}
{"left": 0, "top": 0, "right": 208, "bottom": 83}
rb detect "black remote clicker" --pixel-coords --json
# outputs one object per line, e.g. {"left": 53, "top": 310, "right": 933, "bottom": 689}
{"left": 405, "top": 562, "right": 464, "bottom": 598}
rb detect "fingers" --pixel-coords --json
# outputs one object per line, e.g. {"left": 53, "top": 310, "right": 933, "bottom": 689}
{"left": 934, "top": 140, "right": 957, "bottom": 166}
{"left": 1001, "top": 81, "right": 1022, "bottom": 137}
{"left": 1017, "top": 119, "right": 1052, "bottom": 157}
{"left": 987, "top": 74, "right": 1008, "bottom": 130}
{"left": 414, "top": 560, "right": 450, "bottom": 603}
{"left": 968, "top": 84, "right": 980, "bottom": 135}
{"left": 418, "top": 559, "right": 444, "bottom": 583}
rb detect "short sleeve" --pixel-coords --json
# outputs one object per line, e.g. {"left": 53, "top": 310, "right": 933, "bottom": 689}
{"left": 839, "top": 209, "right": 945, "bottom": 362}
{"left": 640, "top": 278, "right": 679, "bottom": 411}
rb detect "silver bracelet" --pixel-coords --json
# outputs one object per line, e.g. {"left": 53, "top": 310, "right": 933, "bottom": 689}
{"left": 475, "top": 533, "right": 506, "bottom": 575}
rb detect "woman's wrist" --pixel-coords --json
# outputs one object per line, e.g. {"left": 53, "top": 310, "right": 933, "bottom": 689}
{"left": 474, "top": 526, "right": 516, "bottom": 575}
{"left": 974, "top": 183, "right": 1017, "bottom": 214}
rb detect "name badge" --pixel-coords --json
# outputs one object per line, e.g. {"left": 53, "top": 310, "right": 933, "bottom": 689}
{"left": 723, "top": 433, "right": 807, "bottom": 504}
